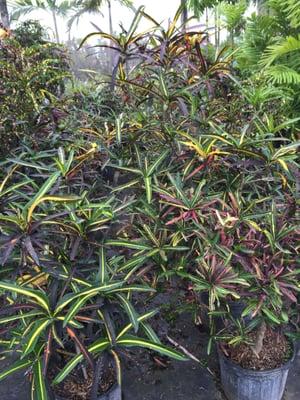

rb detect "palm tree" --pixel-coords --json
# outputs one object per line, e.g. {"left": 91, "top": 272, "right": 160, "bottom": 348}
{"left": 181, "top": 0, "right": 188, "bottom": 29}
{"left": 0, "top": 0, "right": 9, "bottom": 27}
{"left": 186, "top": 0, "right": 220, "bottom": 43}
{"left": 256, "top": 0, "right": 267, "bottom": 15}
{"left": 12, "top": 0, "right": 71, "bottom": 43}
{"left": 221, "top": 0, "right": 247, "bottom": 47}
{"left": 69, "top": 0, "right": 132, "bottom": 35}
{"left": 69, "top": 0, "right": 132, "bottom": 69}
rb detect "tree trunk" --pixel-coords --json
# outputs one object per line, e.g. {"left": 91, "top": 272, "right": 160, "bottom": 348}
{"left": 214, "top": 5, "right": 220, "bottom": 51}
{"left": 181, "top": 0, "right": 188, "bottom": 31}
{"left": 108, "top": 0, "right": 115, "bottom": 72}
{"left": 257, "top": 0, "right": 267, "bottom": 15}
{"left": 205, "top": 8, "right": 210, "bottom": 42}
{"left": 0, "top": 0, "right": 9, "bottom": 28}
{"left": 230, "top": 30, "right": 234, "bottom": 48}
{"left": 52, "top": 10, "right": 60, "bottom": 43}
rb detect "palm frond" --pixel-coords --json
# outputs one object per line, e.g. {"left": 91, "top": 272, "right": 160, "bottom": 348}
{"left": 260, "top": 36, "right": 300, "bottom": 67}
{"left": 265, "top": 65, "right": 300, "bottom": 85}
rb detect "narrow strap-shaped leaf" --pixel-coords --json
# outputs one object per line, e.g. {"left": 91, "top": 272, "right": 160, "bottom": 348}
{"left": 126, "top": 6, "right": 145, "bottom": 42}
{"left": 22, "top": 171, "right": 60, "bottom": 219}
{"left": 262, "top": 307, "right": 282, "bottom": 324}
{"left": 108, "top": 285, "right": 156, "bottom": 294}
{"left": 141, "top": 322, "right": 161, "bottom": 344}
{"left": 0, "top": 358, "right": 32, "bottom": 381}
{"left": 23, "top": 318, "right": 51, "bottom": 357}
{"left": 144, "top": 176, "right": 152, "bottom": 204}
{"left": 110, "top": 350, "right": 122, "bottom": 386}
{"left": 55, "top": 281, "right": 123, "bottom": 315}
{"left": 43, "top": 328, "right": 53, "bottom": 376}
{"left": 0, "top": 311, "right": 43, "bottom": 325}
{"left": 96, "top": 247, "right": 107, "bottom": 284}
{"left": 141, "top": 224, "right": 160, "bottom": 247}
{"left": 63, "top": 294, "right": 93, "bottom": 328}
{"left": 27, "top": 195, "right": 81, "bottom": 223}
{"left": 115, "top": 115, "right": 123, "bottom": 145}
{"left": 53, "top": 338, "right": 110, "bottom": 384}
{"left": 24, "top": 236, "right": 40, "bottom": 266}
{"left": 116, "top": 309, "right": 158, "bottom": 339}
{"left": 116, "top": 294, "right": 139, "bottom": 333}
{"left": 51, "top": 325, "right": 64, "bottom": 349}
{"left": 33, "top": 358, "right": 48, "bottom": 400}
{"left": 98, "top": 308, "right": 116, "bottom": 345}
{"left": 0, "top": 281, "right": 50, "bottom": 312}
{"left": 117, "top": 335, "right": 188, "bottom": 361}
{"left": 66, "top": 327, "right": 94, "bottom": 368}
{"left": 111, "top": 179, "right": 140, "bottom": 193}
{"left": 117, "top": 253, "right": 150, "bottom": 273}
{"left": 105, "top": 240, "right": 151, "bottom": 251}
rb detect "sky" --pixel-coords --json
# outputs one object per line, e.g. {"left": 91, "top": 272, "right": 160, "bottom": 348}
{"left": 13, "top": 0, "right": 256, "bottom": 43}
{"left": 14, "top": 0, "right": 180, "bottom": 42}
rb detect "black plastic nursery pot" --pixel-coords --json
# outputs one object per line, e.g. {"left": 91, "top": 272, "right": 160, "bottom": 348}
{"left": 199, "top": 294, "right": 249, "bottom": 331}
{"left": 55, "top": 384, "right": 122, "bottom": 400}
{"left": 227, "top": 300, "right": 246, "bottom": 320}
{"left": 218, "top": 345, "right": 296, "bottom": 400}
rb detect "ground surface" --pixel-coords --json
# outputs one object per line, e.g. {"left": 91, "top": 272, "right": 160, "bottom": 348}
{"left": 1, "top": 286, "right": 299, "bottom": 399}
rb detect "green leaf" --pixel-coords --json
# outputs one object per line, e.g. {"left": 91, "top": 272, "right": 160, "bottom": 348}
{"left": 23, "top": 318, "right": 51, "bottom": 357}
{"left": 63, "top": 294, "right": 92, "bottom": 328}
{"left": 144, "top": 176, "right": 152, "bottom": 204}
{"left": 141, "top": 322, "right": 161, "bottom": 344}
{"left": 117, "top": 335, "right": 188, "bottom": 361}
{"left": 262, "top": 307, "right": 281, "bottom": 324}
{"left": 0, "top": 311, "right": 43, "bottom": 325}
{"left": 0, "top": 359, "right": 32, "bottom": 381}
{"left": 96, "top": 247, "right": 107, "bottom": 284}
{"left": 27, "top": 195, "right": 81, "bottom": 223}
{"left": 33, "top": 358, "right": 48, "bottom": 400}
{"left": 105, "top": 240, "right": 152, "bottom": 251}
{"left": 53, "top": 338, "right": 110, "bottom": 384}
{"left": 116, "top": 293, "right": 139, "bottom": 333}
{"left": 55, "top": 282, "right": 124, "bottom": 315}
{"left": 117, "top": 309, "right": 158, "bottom": 339}
{"left": 126, "top": 6, "right": 145, "bottom": 42}
{"left": 115, "top": 115, "right": 122, "bottom": 145}
{"left": 22, "top": 171, "right": 60, "bottom": 219}
{"left": 0, "top": 282, "right": 50, "bottom": 312}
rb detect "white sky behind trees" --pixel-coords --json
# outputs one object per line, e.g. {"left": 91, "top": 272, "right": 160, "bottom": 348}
{"left": 13, "top": 0, "right": 256, "bottom": 43}
{"left": 14, "top": 0, "right": 180, "bottom": 42}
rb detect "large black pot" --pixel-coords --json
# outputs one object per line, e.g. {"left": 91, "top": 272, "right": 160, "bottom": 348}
{"left": 218, "top": 345, "right": 295, "bottom": 400}
{"left": 227, "top": 300, "right": 252, "bottom": 325}
{"left": 55, "top": 384, "right": 122, "bottom": 400}
{"left": 199, "top": 294, "right": 249, "bottom": 331}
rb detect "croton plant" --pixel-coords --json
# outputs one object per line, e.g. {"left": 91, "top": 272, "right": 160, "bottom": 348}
{"left": 0, "top": 6, "right": 299, "bottom": 398}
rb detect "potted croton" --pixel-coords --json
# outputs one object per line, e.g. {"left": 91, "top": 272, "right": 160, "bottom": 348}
{"left": 0, "top": 251, "right": 187, "bottom": 400}
{"left": 0, "top": 244, "right": 186, "bottom": 400}
{"left": 206, "top": 203, "right": 298, "bottom": 400}
{"left": 182, "top": 197, "right": 299, "bottom": 400}
{"left": 0, "top": 156, "right": 187, "bottom": 400}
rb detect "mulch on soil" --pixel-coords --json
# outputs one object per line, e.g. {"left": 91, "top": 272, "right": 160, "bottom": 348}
{"left": 50, "top": 364, "right": 115, "bottom": 400}
{"left": 225, "top": 328, "right": 292, "bottom": 371}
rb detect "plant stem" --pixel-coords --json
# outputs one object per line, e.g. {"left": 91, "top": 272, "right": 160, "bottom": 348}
{"left": 251, "top": 320, "right": 266, "bottom": 358}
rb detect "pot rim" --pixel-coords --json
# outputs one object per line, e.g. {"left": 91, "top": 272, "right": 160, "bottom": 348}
{"left": 218, "top": 341, "right": 296, "bottom": 376}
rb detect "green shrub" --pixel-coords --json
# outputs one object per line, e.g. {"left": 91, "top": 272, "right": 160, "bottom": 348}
{"left": 0, "top": 24, "right": 70, "bottom": 157}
